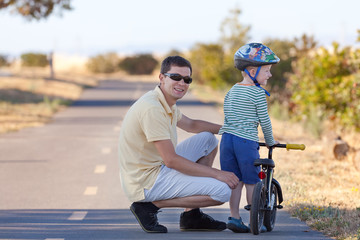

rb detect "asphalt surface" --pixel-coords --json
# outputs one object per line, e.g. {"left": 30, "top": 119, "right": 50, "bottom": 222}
{"left": 0, "top": 79, "right": 330, "bottom": 239}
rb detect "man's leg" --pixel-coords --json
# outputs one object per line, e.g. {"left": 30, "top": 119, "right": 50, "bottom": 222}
{"left": 171, "top": 132, "right": 229, "bottom": 231}
{"left": 196, "top": 144, "right": 217, "bottom": 167}
{"left": 184, "top": 145, "right": 218, "bottom": 211}
{"left": 153, "top": 195, "right": 223, "bottom": 209}
{"left": 132, "top": 132, "right": 229, "bottom": 233}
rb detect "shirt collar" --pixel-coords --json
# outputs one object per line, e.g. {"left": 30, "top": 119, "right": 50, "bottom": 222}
{"left": 154, "top": 85, "right": 175, "bottom": 114}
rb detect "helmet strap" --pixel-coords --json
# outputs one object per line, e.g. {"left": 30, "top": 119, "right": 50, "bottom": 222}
{"left": 244, "top": 67, "right": 270, "bottom": 97}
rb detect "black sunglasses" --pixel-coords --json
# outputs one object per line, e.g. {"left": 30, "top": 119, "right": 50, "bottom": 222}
{"left": 163, "top": 73, "right": 192, "bottom": 84}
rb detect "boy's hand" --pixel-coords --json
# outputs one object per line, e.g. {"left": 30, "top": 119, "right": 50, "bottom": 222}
{"left": 266, "top": 140, "right": 279, "bottom": 149}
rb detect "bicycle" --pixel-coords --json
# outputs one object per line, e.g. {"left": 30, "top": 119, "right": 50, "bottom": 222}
{"left": 249, "top": 142, "right": 305, "bottom": 235}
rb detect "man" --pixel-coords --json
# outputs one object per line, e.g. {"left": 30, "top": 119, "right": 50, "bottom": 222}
{"left": 118, "top": 56, "right": 239, "bottom": 233}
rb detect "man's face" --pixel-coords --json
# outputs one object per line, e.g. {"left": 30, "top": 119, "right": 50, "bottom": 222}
{"left": 159, "top": 65, "right": 191, "bottom": 106}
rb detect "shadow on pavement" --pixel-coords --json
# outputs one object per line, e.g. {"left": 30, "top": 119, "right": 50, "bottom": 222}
{"left": 0, "top": 208, "right": 327, "bottom": 240}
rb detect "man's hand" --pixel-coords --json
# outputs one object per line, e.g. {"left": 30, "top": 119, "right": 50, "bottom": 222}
{"left": 216, "top": 170, "right": 239, "bottom": 189}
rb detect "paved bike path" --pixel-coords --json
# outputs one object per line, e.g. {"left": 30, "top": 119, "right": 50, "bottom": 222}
{"left": 0, "top": 79, "right": 330, "bottom": 239}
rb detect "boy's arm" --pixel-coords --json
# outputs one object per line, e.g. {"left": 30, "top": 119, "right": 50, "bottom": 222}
{"left": 257, "top": 94, "right": 276, "bottom": 146}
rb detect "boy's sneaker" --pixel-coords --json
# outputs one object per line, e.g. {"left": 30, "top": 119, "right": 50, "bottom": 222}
{"left": 130, "top": 202, "right": 167, "bottom": 233}
{"left": 180, "top": 208, "right": 226, "bottom": 231}
{"left": 227, "top": 217, "right": 250, "bottom": 233}
{"left": 248, "top": 224, "right": 267, "bottom": 233}
{"left": 260, "top": 225, "right": 267, "bottom": 233}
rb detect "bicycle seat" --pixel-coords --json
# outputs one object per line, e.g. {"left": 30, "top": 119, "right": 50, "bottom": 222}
{"left": 254, "top": 158, "right": 275, "bottom": 167}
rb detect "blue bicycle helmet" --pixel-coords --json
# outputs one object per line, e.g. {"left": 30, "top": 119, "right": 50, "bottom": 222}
{"left": 234, "top": 43, "right": 280, "bottom": 96}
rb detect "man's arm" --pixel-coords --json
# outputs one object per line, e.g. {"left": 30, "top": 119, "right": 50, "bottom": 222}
{"left": 177, "top": 114, "right": 221, "bottom": 134}
{"left": 154, "top": 139, "right": 239, "bottom": 189}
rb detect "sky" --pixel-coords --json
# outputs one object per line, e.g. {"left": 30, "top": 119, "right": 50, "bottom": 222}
{"left": 0, "top": 0, "right": 359, "bottom": 58}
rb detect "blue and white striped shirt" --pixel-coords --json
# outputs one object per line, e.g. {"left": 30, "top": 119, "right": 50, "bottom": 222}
{"left": 219, "top": 83, "right": 275, "bottom": 146}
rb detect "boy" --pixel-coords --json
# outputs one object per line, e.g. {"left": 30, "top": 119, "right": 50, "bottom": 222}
{"left": 219, "top": 43, "right": 280, "bottom": 233}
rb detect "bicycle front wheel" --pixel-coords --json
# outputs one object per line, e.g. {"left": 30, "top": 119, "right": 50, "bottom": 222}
{"left": 264, "top": 182, "right": 278, "bottom": 231}
{"left": 250, "top": 181, "right": 265, "bottom": 235}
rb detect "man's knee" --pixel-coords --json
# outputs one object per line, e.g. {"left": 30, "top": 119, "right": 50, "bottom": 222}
{"left": 199, "top": 131, "right": 218, "bottom": 145}
{"left": 211, "top": 182, "right": 232, "bottom": 203}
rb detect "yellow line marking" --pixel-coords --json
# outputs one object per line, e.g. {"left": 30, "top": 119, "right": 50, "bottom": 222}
{"left": 68, "top": 211, "right": 88, "bottom": 221}
{"left": 84, "top": 186, "right": 98, "bottom": 195}
{"left": 101, "top": 147, "right": 111, "bottom": 154}
{"left": 94, "top": 165, "right": 106, "bottom": 174}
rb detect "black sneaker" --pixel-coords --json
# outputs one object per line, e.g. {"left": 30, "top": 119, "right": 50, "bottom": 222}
{"left": 180, "top": 208, "right": 226, "bottom": 231}
{"left": 130, "top": 202, "right": 167, "bottom": 233}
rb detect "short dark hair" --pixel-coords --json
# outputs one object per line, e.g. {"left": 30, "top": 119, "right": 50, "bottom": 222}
{"left": 160, "top": 56, "right": 192, "bottom": 75}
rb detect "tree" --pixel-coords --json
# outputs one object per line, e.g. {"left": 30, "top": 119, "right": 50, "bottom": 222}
{"left": 188, "top": 7, "right": 250, "bottom": 89}
{"left": 293, "top": 34, "right": 318, "bottom": 58}
{"left": 0, "top": 0, "right": 72, "bottom": 20}
{"left": 219, "top": 7, "right": 250, "bottom": 55}
{"left": 263, "top": 38, "right": 295, "bottom": 94}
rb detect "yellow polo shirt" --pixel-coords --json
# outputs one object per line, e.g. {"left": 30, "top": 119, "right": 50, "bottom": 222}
{"left": 118, "top": 86, "right": 182, "bottom": 202}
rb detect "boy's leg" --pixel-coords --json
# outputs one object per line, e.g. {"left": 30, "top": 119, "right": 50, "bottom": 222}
{"left": 245, "top": 183, "right": 255, "bottom": 205}
{"left": 221, "top": 133, "right": 251, "bottom": 233}
{"left": 229, "top": 182, "right": 244, "bottom": 219}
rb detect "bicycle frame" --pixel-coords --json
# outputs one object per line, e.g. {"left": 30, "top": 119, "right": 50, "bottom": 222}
{"left": 263, "top": 145, "right": 282, "bottom": 210}
{"left": 250, "top": 142, "right": 305, "bottom": 235}
{"left": 256, "top": 143, "right": 283, "bottom": 210}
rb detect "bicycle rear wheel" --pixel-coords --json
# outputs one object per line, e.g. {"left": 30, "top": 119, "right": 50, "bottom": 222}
{"left": 250, "top": 181, "right": 265, "bottom": 235}
{"left": 264, "top": 182, "right": 278, "bottom": 231}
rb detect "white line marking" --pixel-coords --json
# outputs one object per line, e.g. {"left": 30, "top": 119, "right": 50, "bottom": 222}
{"left": 94, "top": 165, "right": 106, "bottom": 174}
{"left": 101, "top": 147, "right": 111, "bottom": 154}
{"left": 84, "top": 186, "right": 98, "bottom": 195}
{"left": 68, "top": 211, "right": 88, "bottom": 221}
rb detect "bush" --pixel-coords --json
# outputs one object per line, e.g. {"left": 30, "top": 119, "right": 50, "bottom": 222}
{"left": 21, "top": 53, "right": 48, "bottom": 67}
{"left": 189, "top": 43, "right": 228, "bottom": 88}
{"left": 0, "top": 55, "right": 9, "bottom": 67}
{"left": 118, "top": 54, "right": 158, "bottom": 75}
{"left": 86, "top": 52, "right": 119, "bottom": 73}
{"left": 289, "top": 42, "right": 360, "bottom": 131}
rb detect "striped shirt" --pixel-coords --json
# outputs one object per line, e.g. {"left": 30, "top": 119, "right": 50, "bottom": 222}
{"left": 219, "top": 83, "right": 275, "bottom": 146}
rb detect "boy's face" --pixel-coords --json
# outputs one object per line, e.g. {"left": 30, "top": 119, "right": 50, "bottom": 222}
{"left": 256, "top": 65, "right": 272, "bottom": 86}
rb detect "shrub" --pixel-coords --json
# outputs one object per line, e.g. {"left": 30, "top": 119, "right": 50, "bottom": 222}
{"left": 86, "top": 52, "right": 119, "bottom": 73}
{"left": 118, "top": 54, "right": 158, "bottom": 75}
{"left": 21, "top": 53, "right": 48, "bottom": 67}
{"left": 0, "top": 55, "right": 9, "bottom": 67}
{"left": 289, "top": 42, "right": 360, "bottom": 131}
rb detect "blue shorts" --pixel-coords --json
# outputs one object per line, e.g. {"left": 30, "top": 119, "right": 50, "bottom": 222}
{"left": 220, "top": 133, "right": 260, "bottom": 184}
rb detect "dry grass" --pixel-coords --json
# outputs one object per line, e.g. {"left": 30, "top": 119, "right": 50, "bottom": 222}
{"left": 0, "top": 67, "right": 98, "bottom": 134}
{"left": 269, "top": 118, "right": 360, "bottom": 240}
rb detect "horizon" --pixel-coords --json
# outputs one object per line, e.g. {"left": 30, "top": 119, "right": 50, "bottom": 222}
{"left": 1, "top": 0, "right": 359, "bottom": 58}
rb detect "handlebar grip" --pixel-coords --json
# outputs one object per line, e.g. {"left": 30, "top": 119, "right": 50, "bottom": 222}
{"left": 286, "top": 144, "right": 306, "bottom": 151}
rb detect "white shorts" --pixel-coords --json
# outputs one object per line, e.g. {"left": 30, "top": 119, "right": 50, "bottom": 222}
{"left": 143, "top": 132, "right": 231, "bottom": 203}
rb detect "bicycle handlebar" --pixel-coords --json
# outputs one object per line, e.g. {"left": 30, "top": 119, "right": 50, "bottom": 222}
{"left": 259, "top": 143, "right": 306, "bottom": 151}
